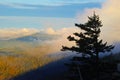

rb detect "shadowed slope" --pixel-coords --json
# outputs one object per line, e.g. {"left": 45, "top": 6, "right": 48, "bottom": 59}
{"left": 11, "top": 55, "right": 71, "bottom": 80}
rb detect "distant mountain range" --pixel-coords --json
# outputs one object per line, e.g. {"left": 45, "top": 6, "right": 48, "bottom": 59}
{"left": 9, "top": 32, "right": 60, "bottom": 42}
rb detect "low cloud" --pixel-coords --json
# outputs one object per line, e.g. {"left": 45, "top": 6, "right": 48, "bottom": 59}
{"left": 0, "top": 27, "right": 77, "bottom": 40}
{"left": 45, "top": 28, "right": 56, "bottom": 35}
{"left": 0, "top": 28, "right": 38, "bottom": 40}
{"left": 0, "top": 27, "right": 78, "bottom": 53}
{"left": 43, "top": 27, "right": 79, "bottom": 52}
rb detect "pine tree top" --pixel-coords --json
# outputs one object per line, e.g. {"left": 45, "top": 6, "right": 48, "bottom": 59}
{"left": 61, "top": 13, "right": 114, "bottom": 59}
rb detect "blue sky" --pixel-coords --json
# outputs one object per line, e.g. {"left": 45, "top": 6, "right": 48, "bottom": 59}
{"left": 0, "top": 0, "right": 105, "bottom": 29}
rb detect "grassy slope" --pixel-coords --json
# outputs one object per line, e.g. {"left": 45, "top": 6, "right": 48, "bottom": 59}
{"left": 0, "top": 40, "right": 62, "bottom": 80}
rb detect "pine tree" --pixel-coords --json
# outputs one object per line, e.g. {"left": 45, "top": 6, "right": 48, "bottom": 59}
{"left": 61, "top": 13, "right": 114, "bottom": 80}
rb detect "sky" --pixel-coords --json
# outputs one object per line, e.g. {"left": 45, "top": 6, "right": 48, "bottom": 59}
{"left": 0, "top": 0, "right": 105, "bottom": 29}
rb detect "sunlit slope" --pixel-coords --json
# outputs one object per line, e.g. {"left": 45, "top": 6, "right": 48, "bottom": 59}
{"left": 0, "top": 32, "right": 62, "bottom": 80}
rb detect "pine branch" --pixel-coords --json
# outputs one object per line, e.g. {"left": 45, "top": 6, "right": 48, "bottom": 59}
{"left": 75, "top": 24, "right": 95, "bottom": 33}
{"left": 67, "top": 35, "right": 78, "bottom": 41}
{"left": 73, "top": 32, "right": 86, "bottom": 39}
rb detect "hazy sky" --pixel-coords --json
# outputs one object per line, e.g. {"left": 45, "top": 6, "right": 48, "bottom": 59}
{"left": 0, "top": 0, "right": 105, "bottom": 29}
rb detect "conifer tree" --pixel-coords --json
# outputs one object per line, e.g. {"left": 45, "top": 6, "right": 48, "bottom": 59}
{"left": 61, "top": 13, "right": 114, "bottom": 80}
{"left": 61, "top": 13, "right": 114, "bottom": 62}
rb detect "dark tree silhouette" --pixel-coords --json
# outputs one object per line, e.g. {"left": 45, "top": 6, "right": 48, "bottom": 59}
{"left": 61, "top": 13, "right": 114, "bottom": 80}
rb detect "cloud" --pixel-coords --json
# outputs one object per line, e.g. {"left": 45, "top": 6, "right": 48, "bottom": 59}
{"left": 43, "top": 27, "right": 79, "bottom": 52}
{"left": 0, "top": 28, "right": 39, "bottom": 40}
{"left": 0, "top": 27, "right": 77, "bottom": 39}
{"left": 100, "top": 0, "right": 120, "bottom": 43}
{"left": 0, "top": 27, "right": 78, "bottom": 54}
{"left": 0, "top": 0, "right": 105, "bottom": 6}
{"left": 45, "top": 28, "right": 56, "bottom": 35}
{"left": 76, "top": 0, "right": 120, "bottom": 43}
{"left": 34, "top": 0, "right": 105, "bottom": 6}
{"left": 0, "top": 3, "right": 38, "bottom": 9}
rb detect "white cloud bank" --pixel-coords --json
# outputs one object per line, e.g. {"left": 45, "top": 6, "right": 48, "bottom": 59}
{"left": 0, "top": 27, "right": 77, "bottom": 40}
{"left": 0, "top": 28, "right": 39, "bottom": 40}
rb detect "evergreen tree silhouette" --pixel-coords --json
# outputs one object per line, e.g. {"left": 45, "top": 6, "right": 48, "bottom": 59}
{"left": 61, "top": 13, "right": 114, "bottom": 80}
